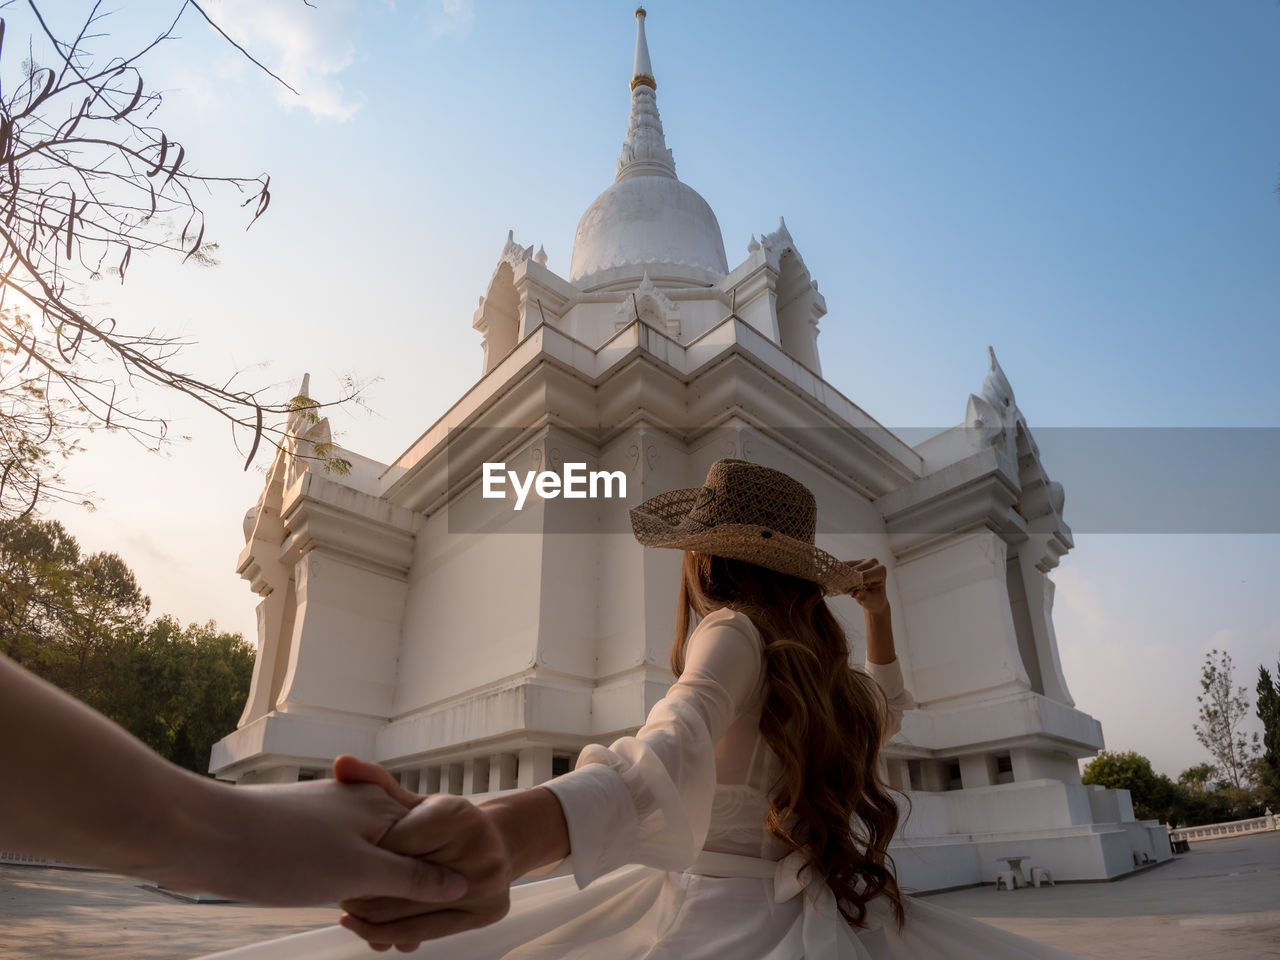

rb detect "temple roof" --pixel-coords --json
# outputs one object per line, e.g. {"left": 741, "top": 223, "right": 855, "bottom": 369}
{"left": 569, "top": 8, "right": 727, "bottom": 289}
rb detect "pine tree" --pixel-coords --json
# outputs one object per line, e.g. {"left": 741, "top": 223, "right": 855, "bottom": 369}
{"left": 1257, "top": 663, "right": 1280, "bottom": 801}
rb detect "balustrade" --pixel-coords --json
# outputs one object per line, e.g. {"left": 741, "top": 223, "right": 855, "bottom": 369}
{"left": 1168, "top": 809, "right": 1277, "bottom": 843}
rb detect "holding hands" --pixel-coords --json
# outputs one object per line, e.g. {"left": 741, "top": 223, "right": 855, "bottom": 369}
{"left": 174, "top": 776, "right": 470, "bottom": 910}
{"left": 332, "top": 756, "right": 569, "bottom": 952}
{"left": 332, "top": 756, "right": 513, "bottom": 950}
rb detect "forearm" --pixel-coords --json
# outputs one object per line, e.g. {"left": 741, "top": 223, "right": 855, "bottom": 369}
{"left": 864, "top": 605, "right": 897, "bottom": 665}
{"left": 477, "top": 786, "right": 570, "bottom": 880}
{"left": 0, "top": 655, "right": 215, "bottom": 879}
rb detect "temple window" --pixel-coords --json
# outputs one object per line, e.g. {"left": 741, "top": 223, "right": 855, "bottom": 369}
{"left": 946, "top": 759, "right": 963, "bottom": 791}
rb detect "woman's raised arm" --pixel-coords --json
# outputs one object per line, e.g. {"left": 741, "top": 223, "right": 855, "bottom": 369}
{"left": 849, "top": 557, "right": 915, "bottom": 741}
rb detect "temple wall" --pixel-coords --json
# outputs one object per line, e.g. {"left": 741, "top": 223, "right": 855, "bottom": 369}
{"left": 1088, "top": 784, "right": 1136, "bottom": 823}
{"left": 275, "top": 551, "right": 405, "bottom": 718}
{"left": 894, "top": 531, "right": 1032, "bottom": 704}
{"left": 393, "top": 492, "right": 546, "bottom": 713}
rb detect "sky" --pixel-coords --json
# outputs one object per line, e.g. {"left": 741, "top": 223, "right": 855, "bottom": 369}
{"left": 11, "top": 1, "right": 1279, "bottom": 780}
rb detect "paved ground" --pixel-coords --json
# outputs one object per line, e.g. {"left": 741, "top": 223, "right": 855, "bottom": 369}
{"left": 2, "top": 832, "right": 1278, "bottom": 959}
{"left": 0, "top": 869, "right": 336, "bottom": 960}
{"left": 922, "top": 830, "right": 1280, "bottom": 959}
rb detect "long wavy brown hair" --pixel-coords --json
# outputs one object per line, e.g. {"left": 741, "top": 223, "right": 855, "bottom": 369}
{"left": 672, "top": 550, "right": 906, "bottom": 928}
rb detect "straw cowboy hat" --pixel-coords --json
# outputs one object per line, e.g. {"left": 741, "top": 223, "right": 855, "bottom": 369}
{"left": 628, "top": 458, "right": 867, "bottom": 596}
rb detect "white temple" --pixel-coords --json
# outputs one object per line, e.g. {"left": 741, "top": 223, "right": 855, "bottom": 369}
{"left": 214, "top": 9, "right": 1170, "bottom": 891}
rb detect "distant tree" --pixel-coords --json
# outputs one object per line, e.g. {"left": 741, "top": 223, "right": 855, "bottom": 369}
{"left": 61, "top": 551, "right": 150, "bottom": 698}
{"left": 1193, "top": 649, "right": 1261, "bottom": 791}
{"left": 1257, "top": 663, "right": 1280, "bottom": 803}
{"left": 0, "top": 512, "right": 252, "bottom": 772}
{"left": 1080, "top": 750, "right": 1260, "bottom": 826}
{"left": 1081, "top": 749, "right": 1157, "bottom": 792}
{"left": 1177, "top": 762, "right": 1219, "bottom": 795}
{"left": 1081, "top": 749, "right": 1173, "bottom": 820}
{"left": 0, "top": 2, "right": 357, "bottom": 517}
{"left": 110, "top": 616, "right": 254, "bottom": 772}
{"left": 0, "top": 511, "right": 80, "bottom": 660}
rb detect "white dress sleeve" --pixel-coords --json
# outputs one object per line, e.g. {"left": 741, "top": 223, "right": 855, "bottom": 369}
{"left": 542, "top": 606, "right": 763, "bottom": 890}
{"left": 863, "top": 658, "right": 915, "bottom": 744}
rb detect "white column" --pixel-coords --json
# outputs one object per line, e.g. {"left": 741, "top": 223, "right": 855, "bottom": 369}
{"left": 518, "top": 747, "right": 553, "bottom": 788}
{"left": 440, "top": 761, "right": 465, "bottom": 795}
{"left": 490, "top": 753, "right": 518, "bottom": 792}
{"left": 886, "top": 758, "right": 912, "bottom": 792}
{"left": 910, "top": 759, "right": 948, "bottom": 792}
{"left": 462, "top": 758, "right": 478, "bottom": 796}
{"left": 959, "top": 754, "right": 995, "bottom": 789}
{"left": 464, "top": 757, "right": 491, "bottom": 795}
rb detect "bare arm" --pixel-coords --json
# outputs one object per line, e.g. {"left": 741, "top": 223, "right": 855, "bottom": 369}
{"left": 850, "top": 557, "right": 897, "bottom": 664}
{"left": 0, "top": 656, "right": 465, "bottom": 906}
{"left": 479, "top": 787, "right": 571, "bottom": 878}
{"left": 848, "top": 557, "right": 914, "bottom": 743}
{"left": 865, "top": 606, "right": 897, "bottom": 665}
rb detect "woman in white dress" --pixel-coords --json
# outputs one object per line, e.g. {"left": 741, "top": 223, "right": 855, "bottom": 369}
{"left": 205, "top": 458, "right": 1082, "bottom": 960}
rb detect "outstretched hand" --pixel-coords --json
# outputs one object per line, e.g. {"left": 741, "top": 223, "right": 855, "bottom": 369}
{"left": 848, "top": 557, "right": 889, "bottom": 614}
{"left": 0, "top": 655, "right": 471, "bottom": 913}
{"left": 333, "top": 756, "right": 515, "bottom": 952}
{"left": 157, "top": 775, "right": 470, "bottom": 909}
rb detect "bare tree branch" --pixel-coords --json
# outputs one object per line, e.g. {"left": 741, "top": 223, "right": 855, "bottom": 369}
{"left": 0, "top": 1, "right": 357, "bottom": 517}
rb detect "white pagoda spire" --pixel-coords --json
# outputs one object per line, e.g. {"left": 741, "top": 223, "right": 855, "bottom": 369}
{"left": 616, "top": 7, "right": 676, "bottom": 183}
{"left": 631, "top": 6, "right": 655, "bottom": 88}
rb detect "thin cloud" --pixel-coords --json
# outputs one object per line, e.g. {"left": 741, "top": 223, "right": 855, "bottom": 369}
{"left": 1052, "top": 563, "right": 1107, "bottom": 635}
{"left": 196, "top": 0, "right": 365, "bottom": 121}
{"left": 429, "top": 0, "right": 475, "bottom": 37}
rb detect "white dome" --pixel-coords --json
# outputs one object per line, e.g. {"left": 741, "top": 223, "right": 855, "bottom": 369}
{"left": 570, "top": 175, "right": 728, "bottom": 288}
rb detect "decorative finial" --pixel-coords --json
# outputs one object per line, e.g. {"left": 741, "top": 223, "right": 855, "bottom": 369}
{"left": 617, "top": 7, "right": 674, "bottom": 181}
{"left": 534, "top": 245, "right": 548, "bottom": 265}
{"left": 631, "top": 7, "right": 656, "bottom": 91}
{"left": 981, "top": 345, "right": 1016, "bottom": 410}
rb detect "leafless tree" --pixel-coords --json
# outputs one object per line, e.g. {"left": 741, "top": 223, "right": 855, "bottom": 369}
{"left": 1194, "top": 649, "right": 1261, "bottom": 791}
{"left": 0, "top": 1, "right": 354, "bottom": 517}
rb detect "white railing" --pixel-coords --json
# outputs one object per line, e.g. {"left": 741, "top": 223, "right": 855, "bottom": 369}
{"left": 1169, "top": 810, "right": 1278, "bottom": 843}
{"left": 0, "top": 851, "right": 80, "bottom": 868}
